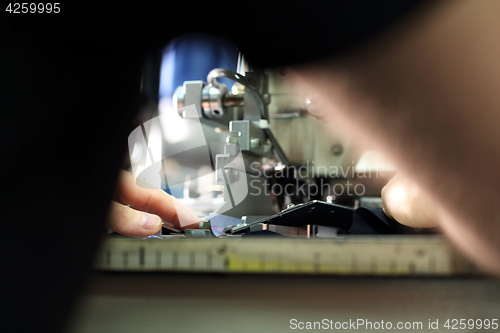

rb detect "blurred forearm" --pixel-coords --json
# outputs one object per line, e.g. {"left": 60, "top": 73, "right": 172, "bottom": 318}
{"left": 291, "top": 0, "right": 500, "bottom": 274}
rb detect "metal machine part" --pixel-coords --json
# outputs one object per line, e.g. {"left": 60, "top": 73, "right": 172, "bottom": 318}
{"left": 172, "top": 57, "right": 380, "bottom": 221}
{"left": 198, "top": 220, "right": 211, "bottom": 229}
{"left": 212, "top": 211, "right": 343, "bottom": 238}
{"left": 246, "top": 224, "right": 342, "bottom": 238}
{"left": 185, "top": 229, "right": 214, "bottom": 238}
{"left": 173, "top": 67, "right": 289, "bottom": 165}
{"left": 230, "top": 200, "right": 354, "bottom": 234}
{"left": 173, "top": 64, "right": 293, "bottom": 218}
{"left": 173, "top": 80, "right": 235, "bottom": 128}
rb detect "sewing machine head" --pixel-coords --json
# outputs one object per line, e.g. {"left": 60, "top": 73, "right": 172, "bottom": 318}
{"left": 170, "top": 52, "right": 394, "bottom": 220}
{"left": 126, "top": 35, "right": 395, "bottom": 235}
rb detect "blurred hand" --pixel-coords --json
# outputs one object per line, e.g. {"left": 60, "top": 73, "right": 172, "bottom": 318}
{"left": 106, "top": 170, "right": 202, "bottom": 236}
{"left": 381, "top": 173, "right": 441, "bottom": 228}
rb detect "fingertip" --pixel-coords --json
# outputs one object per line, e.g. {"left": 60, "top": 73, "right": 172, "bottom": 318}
{"left": 141, "top": 212, "right": 162, "bottom": 231}
{"left": 107, "top": 202, "right": 162, "bottom": 237}
{"left": 382, "top": 206, "right": 393, "bottom": 219}
{"left": 171, "top": 196, "right": 203, "bottom": 229}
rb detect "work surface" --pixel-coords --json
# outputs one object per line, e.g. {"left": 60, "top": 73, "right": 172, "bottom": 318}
{"left": 70, "top": 273, "right": 500, "bottom": 333}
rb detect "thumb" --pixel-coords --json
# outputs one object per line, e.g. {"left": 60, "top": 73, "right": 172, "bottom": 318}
{"left": 106, "top": 201, "right": 162, "bottom": 237}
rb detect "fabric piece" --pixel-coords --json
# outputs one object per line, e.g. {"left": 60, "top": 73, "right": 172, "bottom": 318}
{"left": 209, "top": 213, "right": 242, "bottom": 237}
{"left": 350, "top": 208, "right": 428, "bottom": 235}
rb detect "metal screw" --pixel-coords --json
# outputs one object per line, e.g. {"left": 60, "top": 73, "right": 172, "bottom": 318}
{"left": 330, "top": 144, "right": 343, "bottom": 156}
{"left": 250, "top": 138, "right": 261, "bottom": 149}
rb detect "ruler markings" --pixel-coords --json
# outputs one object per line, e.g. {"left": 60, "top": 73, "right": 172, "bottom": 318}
{"left": 95, "top": 236, "right": 475, "bottom": 276}
{"left": 139, "top": 247, "right": 145, "bottom": 267}
{"left": 105, "top": 249, "right": 110, "bottom": 267}
{"left": 172, "top": 251, "right": 178, "bottom": 269}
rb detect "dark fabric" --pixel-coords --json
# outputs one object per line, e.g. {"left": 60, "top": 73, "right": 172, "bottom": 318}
{"left": 242, "top": 230, "right": 284, "bottom": 237}
{"left": 209, "top": 213, "right": 241, "bottom": 237}
{"left": 0, "top": 2, "right": 428, "bottom": 332}
{"left": 212, "top": 208, "right": 426, "bottom": 237}
{"left": 350, "top": 208, "right": 425, "bottom": 235}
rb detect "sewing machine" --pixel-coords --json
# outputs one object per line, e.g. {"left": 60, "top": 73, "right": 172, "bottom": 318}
{"left": 105, "top": 51, "right": 475, "bottom": 276}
